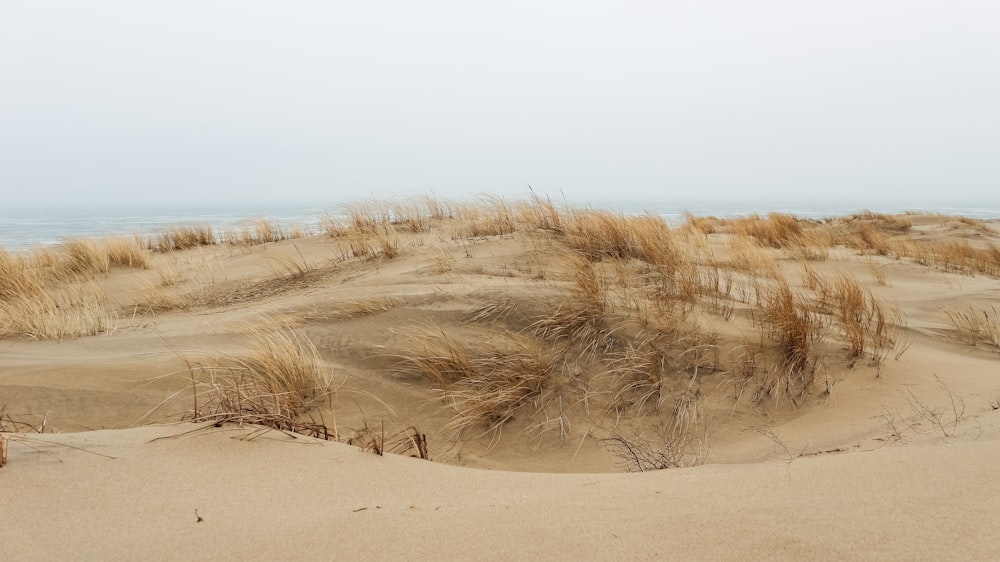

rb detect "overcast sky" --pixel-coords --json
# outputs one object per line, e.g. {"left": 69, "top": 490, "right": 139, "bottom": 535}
{"left": 1, "top": 1, "right": 997, "bottom": 208}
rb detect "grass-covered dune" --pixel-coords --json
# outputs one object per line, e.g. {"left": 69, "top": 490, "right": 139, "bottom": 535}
{"left": 2, "top": 194, "right": 1000, "bottom": 559}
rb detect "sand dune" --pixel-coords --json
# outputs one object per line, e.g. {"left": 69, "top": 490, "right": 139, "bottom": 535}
{"left": 2, "top": 199, "right": 999, "bottom": 559}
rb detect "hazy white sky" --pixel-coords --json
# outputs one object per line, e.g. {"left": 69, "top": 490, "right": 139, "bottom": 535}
{"left": 1, "top": 1, "right": 997, "bottom": 207}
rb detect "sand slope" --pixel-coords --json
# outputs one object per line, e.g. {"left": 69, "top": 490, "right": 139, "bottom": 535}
{"left": 3, "top": 423, "right": 999, "bottom": 561}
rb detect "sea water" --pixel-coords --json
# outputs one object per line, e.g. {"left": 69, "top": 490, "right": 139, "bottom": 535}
{"left": 0, "top": 202, "right": 332, "bottom": 251}
{"left": 2, "top": 197, "right": 998, "bottom": 252}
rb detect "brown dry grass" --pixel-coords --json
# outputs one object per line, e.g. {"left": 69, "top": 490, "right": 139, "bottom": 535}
{"left": 183, "top": 318, "right": 337, "bottom": 438}
{"left": 2, "top": 237, "right": 150, "bottom": 306}
{"left": 605, "top": 328, "right": 718, "bottom": 416}
{"left": 395, "top": 327, "right": 562, "bottom": 441}
{"left": 148, "top": 225, "right": 217, "bottom": 252}
{"left": 818, "top": 274, "right": 901, "bottom": 365}
{"left": 301, "top": 297, "right": 399, "bottom": 321}
{"left": 725, "top": 234, "right": 779, "bottom": 278}
{"left": 102, "top": 235, "right": 151, "bottom": 269}
{"left": 0, "top": 249, "right": 43, "bottom": 302}
{"left": 730, "top": 213, "right": 805, "bottom": 249}
{"left": 758, "top": 277, "right": 822, "bottom": 373}
{"left": 223, "top": 219, "right": 293, "bottom": 246}
{"left": 0, "top": 281, "right": 114, "bottom": 340}
{"left": 945, "top": 305, "right": 1000, "bottom": 348}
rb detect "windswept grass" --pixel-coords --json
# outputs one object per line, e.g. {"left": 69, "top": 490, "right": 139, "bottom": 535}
{"left": 338, "top": 223, "right": 399, "bottom": 260}
{"left": 725, "top": 234, "right": 780, "bottom": 277}
{"left": 0, "top": 281, "right": 115, "bottom": 340}
{"left": 945, "top": 304, "right": 1000, "bottom": 348}
{"left": 223, "top": 219, "right": 293, "bottom": 245}
{"left": 562, "top": 211, "right": 685, "bottom": 268}
{"left": 148, "top": 225, "right": 217, "bottom": 252}
{"left": 454, "top": 196, "right": 518, "bottom": 238}
{"left": 1, "top": 246, "right": 121, "bottom": 339}
{"left": 818, "top": 274, "right": 901, "bottom": 365}
{"left": 605, "top": 328, "right": 718, "bottom": 415}
{"left": 395, "top": 328, "right": 561, "bottom": 440}
{"left": 301, "top": 297, "right": 399, "bottom": 321}
{"left": 61, "top": 239, "right": 110, "bottom": 274}
{"left": 183, "top": 319, "right": 337, "bottom": 438}
{"left": 0, "top": 249, "right": 42, "bottom": 302}
{"left": 758, "top": 278, "right": 822, "bottom": 373}
{"left": 730, "top": 213, "right": 805, "bottom": 249}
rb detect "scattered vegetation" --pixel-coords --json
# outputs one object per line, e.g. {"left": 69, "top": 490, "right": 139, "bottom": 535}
{"left": 347, "top": 422, "right": 430, "bottom": 459}
{"left": 148, "top": 225, "right": 217, "bottom": 252}
{"left": 0, "top": 281, "right": 114, "bottom": 340}
{"left": 944, "top": 305, "right": 1000, "bottom": 348}
{"left": 8, "top": 193, "right": 997, "bottom": 472}
{"left": 904, "top": 375, "right": 968, "bottom": 438}
{"left": 0, "top": 403, "right": 54, "bottom": 469}
{"left": 395, "top": 328, "right": 563, "bottom": 442}
{"left": 182, "top": 319, "right": 338, "bottom": 439}
{"left": 600, "top": 423, "right": 707, "bottom": 471}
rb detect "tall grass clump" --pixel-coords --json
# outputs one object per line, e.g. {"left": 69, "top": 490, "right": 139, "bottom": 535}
{"left": 0, "top": 282, "right": 114, "bottom": 340}
{"left": 945, "top": 304, "right": 1000, "bottom": 348}
{"left": 725, "top": 234, "right": 780, "bottom": 278}
{"left": 184, "top": 319, "right": 336, "bottom": 437}
{"left": 758, "top": 278, "right": 822, "bottom": 373}
{"left": 102, "top": 235, "right": 151, "bottom": 269}
{"left": 512, "top": 191, "right": 564, "bottom": 233}
{"left": 454, "top": 196, "right": 518, "bottom": 237}
{"left": 395, "top": 328, "right": 561, "bottom": 439}
{"left": 819, "top": 274, "right": 901, "bottom": 365}
{"left": 147, "top": 225, "right": 217, "bottom": 252}
{"left": 605, "top": 328, "right": 719, "bottom": 415}
{"left": 930, "top": 240, "right": 1000, "bottom": 277}
{"left": 0, "top": 247, "right": 119, "bottom": 340}
{"left": 60, "top": 239, "right": 110, "bottom": 274}
{"left": 339, "top": 223, "right": 399, "bottom": 260}
{"left": 57, "top": 236, "right": 152, "bottom": 273}
{"left": 563, "top": 210, "right": 637, "bottom": 261}
{"left": 530, "top": 254, "right": 621, "bottom": 359}
{"left": 0, "top": 249, "right": 42, "bottom": 302}
{"left": 223, "top": 219, "right": 292, "bottom": 245}
{"left": 730, "top": 213, "right": 805, "bottom": 249}
{"left": 848, "top": 222, "right": 892, "bottom": 256}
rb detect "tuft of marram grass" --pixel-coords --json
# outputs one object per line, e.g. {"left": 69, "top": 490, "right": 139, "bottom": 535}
{"left": 758, "top": 277, "right": 822, "bottom": 373}
{"left": 184, "top": 319, "right": 336, "bottom": 437}
{"left": 60, "top": 239, "right": 110, "bottom": 275}
{"left": 725, "top": 234, "right": 779, "bottom": 278}
{"left": 395, "top": 327, "right": 561, "bottom": 438}
{"left": 101, "top": 235, "right": 151, "bottom": 269}
{"left": 0, "top": 281, "right": 115, "bottom": 340}
{"left": 0, "top": 249, "right": 43, "bottom": 302}
{"left": 147, "top": 225, "right": 217, "bottom": 252}
{"left": 605, "top": 328, "right": 718, "bottom": 415}
{"left": 302, "top": 297, "right": 399, "bottom": 321}
{"left": 817, "top": 274, "right": 902, "bottom": 365}
{"left": 944, "top": 304, "right": 1000, "bottom": 348}
{"left": 730, "top": 213, "right": 805, "bottom": 249}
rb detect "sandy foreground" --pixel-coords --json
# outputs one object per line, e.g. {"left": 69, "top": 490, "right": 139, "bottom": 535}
{"left": 3, "top": 423, "right": 999, "bottom": 561}
{"left": 2, "top": 202, "right": 1000, "bottom": 559}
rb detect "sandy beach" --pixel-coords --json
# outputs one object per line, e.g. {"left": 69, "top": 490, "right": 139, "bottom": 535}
{"left": 3, "top": 197, "right": 999, "bottom": 560}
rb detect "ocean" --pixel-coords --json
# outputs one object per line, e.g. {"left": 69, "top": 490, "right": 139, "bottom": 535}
{"left": 2, "top": 197, "right": 999, "bottom": 252}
